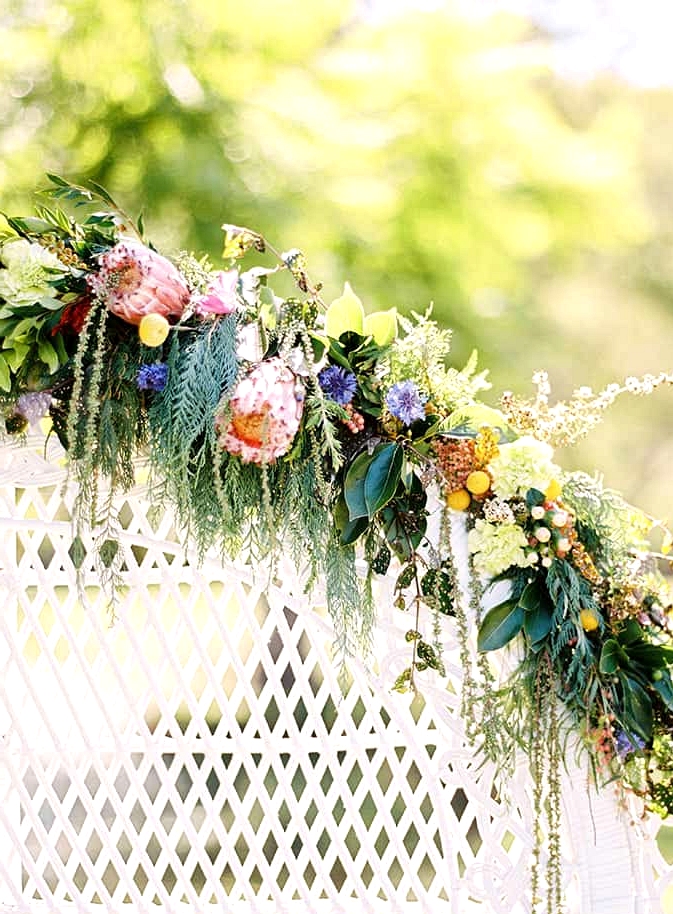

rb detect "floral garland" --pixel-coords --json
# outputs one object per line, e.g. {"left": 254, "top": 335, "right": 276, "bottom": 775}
{"left": 1, "top": 177, "right": 672, "bottom": 912}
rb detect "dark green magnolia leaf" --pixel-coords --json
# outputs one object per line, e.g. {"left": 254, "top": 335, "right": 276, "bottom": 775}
{"left": 523, "top": 604, "right": 554, "bottom": 647}
{"left": 364, "top": 443, "right": 403, "bottom": 518}
{"left": 478, "top": 599, "right": 525, "bottom": 653}
{"left": 599, "top": 639, "right": 629, "bottom": 675}
{"left": 381, "top": 504, "right": 426, "bottom": 562}
{"left": 619, "top": 673, "right": 653, "bottom": 741}
{"left": 333, "top": 493, "right": 369, "bottom": 545}
{"left": 519, "top": 577, "right": 553, "bottom": 613}
{"left": 625, "top": 642, "right": 668, "bottom": 670}
{"left": 653, "top": 670, "right": 673, "bottom": 710}
{"left": 617, "top": 618, "right": 645, "bottom": 646}
{"left": 344, "top": 450, "right": 373, "bottom": 520}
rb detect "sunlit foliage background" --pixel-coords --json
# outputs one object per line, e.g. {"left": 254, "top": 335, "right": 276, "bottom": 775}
{"left": 2, "top": 0, "right": 673, "bottom": 518}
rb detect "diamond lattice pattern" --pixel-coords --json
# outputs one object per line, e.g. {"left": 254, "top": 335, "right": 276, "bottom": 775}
{"left": 0, "top": 451, "right": 668, "bottom": 914}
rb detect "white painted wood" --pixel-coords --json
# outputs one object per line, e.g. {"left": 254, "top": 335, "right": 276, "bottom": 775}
{"left": 0, "top": 435, "right": 668, "bottom": 913}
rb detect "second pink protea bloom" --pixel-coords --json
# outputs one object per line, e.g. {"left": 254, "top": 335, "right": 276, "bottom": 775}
{"left": 215, "top": 357, "right": 304, "bottom": 464}
{"left": 89, "top": 240, "right": 190, "bottom": 325}
{"left": 194, "top": 269, "right": 239, "bottom": 317}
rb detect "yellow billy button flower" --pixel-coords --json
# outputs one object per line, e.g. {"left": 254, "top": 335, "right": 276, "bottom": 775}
{"left": 579, "top": 609, "right": 600, "bottom": 632}
{"left": 139, "top": 313, "right": 170, "bottom": 347}
{"left": 447, "top": 488, "right": 471, "bottom": 511}
{"left": 465, "top": 470, "right": 491, "bottom": 496}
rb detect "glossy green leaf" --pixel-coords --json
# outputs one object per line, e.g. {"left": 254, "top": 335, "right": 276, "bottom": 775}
{"left": 653, "top": 671, "right": 673, "bottom": 710}
{"left": 478, "top": 599, "right": 525, "bottom": 653}
{"left": 519, "top": 578, "right": 552, "bottom": 613}
{"left": 618, "top": 618, "right": 645, "bottom": 645}
{"left": 619, "top": 673, "right": 653, "bottom": 741}
{"left": 523, "top": 604, "right": 554, "bottom": 647}
{"left": 333, "top": 492, "right": 369, "bottom": 545}
{"left": 363, "top": 443, "right": 403, "bottom": 518}
{"left": 344, "top": 449, "right": 373, "bottom": 520}
{"left": 600, "top": 639, "right": 628, "bottom": 675}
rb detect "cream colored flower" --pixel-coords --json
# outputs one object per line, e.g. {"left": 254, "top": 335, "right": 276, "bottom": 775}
{"left": 468, "top": 519, "right": 536, "bottom": 578}
{"left": 488, "top": 435, "right": 560, "bottom": 500}
{"left": 0, "top": 238, "right": 67, "bottom": 304}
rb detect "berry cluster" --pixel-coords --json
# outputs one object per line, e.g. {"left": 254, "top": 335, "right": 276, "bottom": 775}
{"left": 341, "top": 402, "right": 365, "bottom": 434}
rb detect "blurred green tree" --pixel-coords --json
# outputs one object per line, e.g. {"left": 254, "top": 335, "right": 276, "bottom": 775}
{"left": 2, "top": 0, "right": 673, "bottom": 515}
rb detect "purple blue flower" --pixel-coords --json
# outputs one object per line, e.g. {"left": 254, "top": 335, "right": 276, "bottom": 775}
{"left": 386, "top": 380, "right": 427, "bottom": 425}
{"left": 615, "top": 730, "right": 645, "bottom": 760}
{"left": 137, "top": 363, "right": 169, "bottom": 392}
{"left": 318, "top": 365, "right": 357, "bottom": 405}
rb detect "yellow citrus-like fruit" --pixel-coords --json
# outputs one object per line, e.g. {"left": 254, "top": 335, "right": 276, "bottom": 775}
{"left": 447, "top": 488, "right": 471, "bottom": 511}
{"left": 138, "top": 313, "right": 170, "bottom": 347}
{"left": 465, "top": 470, "right": 491, "bottom": 496}
{"left": 579, "top": 609, "right": 599, "bottom": 632}
{"left": 545, "top": 478, "right": 562, "bottom": 501}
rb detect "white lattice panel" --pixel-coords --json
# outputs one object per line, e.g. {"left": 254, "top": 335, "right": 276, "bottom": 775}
{"left": 0, "top": 437, "right": 669, "bottom": 914}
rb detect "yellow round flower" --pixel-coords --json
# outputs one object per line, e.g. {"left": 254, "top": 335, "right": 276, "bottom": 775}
{"left": 579, "top": 609, "right": 599, "bottom": 632}
{"left": 447, "top": 488, "right": 471, "bottom": 511}
{"left": 466, "top": 470, "right": 491, "bottom": 496}
{"left": 139, "top": 313, "right": 170, "bottom": 347}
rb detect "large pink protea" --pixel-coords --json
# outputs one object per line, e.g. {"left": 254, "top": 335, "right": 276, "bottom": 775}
{"left": 89, "top": 240, "right": 190, "bottom": 325}
{"left": 215, "top": 357, "right": 304, "bottom": 464}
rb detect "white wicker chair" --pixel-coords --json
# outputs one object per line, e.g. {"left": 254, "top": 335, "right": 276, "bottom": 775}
{"left": 0, "top": 435, "right": 669, "bottom": 914}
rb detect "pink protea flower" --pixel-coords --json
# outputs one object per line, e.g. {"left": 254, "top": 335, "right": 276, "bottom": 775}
{"left": 215, "top": 357, "right": 304, "bottom": 464}
{"left": 194, "top": 269, "right": 239, "bottom": 317}
{"left": 89, "top": 240, "right": 190, "bottom": 325}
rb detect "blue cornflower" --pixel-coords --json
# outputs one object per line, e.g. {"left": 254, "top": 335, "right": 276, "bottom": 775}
{"left": 386, "top": 380, "right": 427, "bottom": 425}
{"left": 318, "top": 365, "right": 357, "bottom": 406}
{"left": 137, "top": 363, "right": 169, "bottom": 393}
{"left": 615, "top": 730, "right": 645, "bottom": 760}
